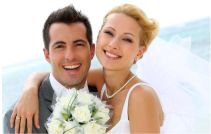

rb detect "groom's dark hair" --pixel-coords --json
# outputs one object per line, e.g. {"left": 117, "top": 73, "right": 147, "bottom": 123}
{"left": 43, "top": 5, "right": 93, "bottom": 50}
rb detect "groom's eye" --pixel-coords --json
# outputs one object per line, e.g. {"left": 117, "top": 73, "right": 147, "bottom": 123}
{"left": 55, "top": 44, "right": 64, "bottom": 49}
{"left": 74, "top": 40, "right": 87, "bottom": 47}
{"left": 53, "top": 41, "right": 65, "bottom": 49}
{"left": 75, "top": 43, "right": 85, "bottom": 47}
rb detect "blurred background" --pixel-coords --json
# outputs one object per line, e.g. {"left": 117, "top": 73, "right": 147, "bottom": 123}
{"left": 1, "top": 0, "right": 210, "bottom": 133}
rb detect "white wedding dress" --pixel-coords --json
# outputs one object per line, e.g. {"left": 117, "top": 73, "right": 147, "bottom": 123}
{"left": 101, "top": 82, "right": 151, "bottom": 134}
{"left": 135, "top": 37, "right": 210, "bottom": 133}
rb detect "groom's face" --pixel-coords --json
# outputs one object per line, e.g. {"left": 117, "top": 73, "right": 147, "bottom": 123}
{"left": 44, "top": 22, "right": 95, "bottom": 89}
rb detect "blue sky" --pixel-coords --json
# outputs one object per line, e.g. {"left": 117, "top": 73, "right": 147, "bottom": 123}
{"left": 0, "top": 0, "right": 210, "bottom": 67}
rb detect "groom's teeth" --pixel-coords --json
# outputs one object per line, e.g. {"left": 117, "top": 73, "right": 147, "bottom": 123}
{"left": 105, "top": 51, "right": 119, "bottom": 58}
{"left": 64, "top": 64, "right": 80, "bottom": 69}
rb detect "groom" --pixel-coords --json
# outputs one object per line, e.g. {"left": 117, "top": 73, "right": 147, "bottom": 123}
{"left": 4, "top": 5, "right": 96, "bottom": 133}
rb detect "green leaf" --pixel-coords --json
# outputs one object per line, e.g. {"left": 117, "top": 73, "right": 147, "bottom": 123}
{"left": 62, "top": 112, "right": 70, "bottom": 121}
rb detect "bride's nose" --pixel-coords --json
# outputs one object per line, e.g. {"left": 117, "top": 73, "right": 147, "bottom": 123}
{"left": 107, "top": 38, "right": 119, "bottom": 49}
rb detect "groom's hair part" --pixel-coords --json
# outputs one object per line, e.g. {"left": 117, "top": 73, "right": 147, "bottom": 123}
{"left": 43, "top": 5, "right": 93, "bottom": 50}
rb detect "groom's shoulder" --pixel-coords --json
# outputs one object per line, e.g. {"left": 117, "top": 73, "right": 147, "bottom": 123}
{"left": 38, "top": 75, "right": 54, "bottom": 98}
{"left": 39, "top": 75, "right": 54, "bottom": 93}
{"left": 39, "top": 75, "right": 51, "bottom": 89}
{"left": 3, "top": 108, "right": 15, "bottom": 133}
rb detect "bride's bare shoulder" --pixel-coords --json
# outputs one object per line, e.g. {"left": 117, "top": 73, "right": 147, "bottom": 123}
{"left": 129, "top": 84, "right": 159, "bottom": 104}
{"left": 130, "top": 83, "right": 163, "bottom": 111}
{"left": 129, "top": 83, "right": 164, "bottom": 126}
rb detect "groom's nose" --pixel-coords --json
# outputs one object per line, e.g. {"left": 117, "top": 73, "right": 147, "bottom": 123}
{"left": 64, "top": 46, "right": 75, "bottom": 60}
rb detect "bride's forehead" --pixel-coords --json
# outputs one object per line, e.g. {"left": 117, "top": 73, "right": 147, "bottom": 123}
{"left": 105, "top": 13, "right": 139, "bottom": 26}
{"left": 103, "top": 13, "right": 141, "bottom": 34}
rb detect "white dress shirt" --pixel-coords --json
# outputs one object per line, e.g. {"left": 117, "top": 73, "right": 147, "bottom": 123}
{"left": 49, "top": 73, "right": 89, "bottom": 98}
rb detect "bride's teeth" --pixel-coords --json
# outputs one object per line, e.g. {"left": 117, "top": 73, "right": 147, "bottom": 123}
{"left": 106, "top": 51, "right": 119, "bottom": 58}
{"left": 64, "top": 64, "right": 80, "bottom": 69}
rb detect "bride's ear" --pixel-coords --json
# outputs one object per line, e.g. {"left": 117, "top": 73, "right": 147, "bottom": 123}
{"left": 136, "top": 46, "right": 146, "bottom": 60}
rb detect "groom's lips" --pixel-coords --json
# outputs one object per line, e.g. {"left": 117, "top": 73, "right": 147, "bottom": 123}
{"left": 63, "top": 64, "right": 80, "bottom": 70}
{"left": 63, "top": 64, "right": 81, "bottom": 74}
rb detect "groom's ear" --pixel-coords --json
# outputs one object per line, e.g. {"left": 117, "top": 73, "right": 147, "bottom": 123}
{"left": 90, "top": 44, "right": 95, "bottom": 60}
{"left": 43, "top": 48, "right": 51, "bottom": 63}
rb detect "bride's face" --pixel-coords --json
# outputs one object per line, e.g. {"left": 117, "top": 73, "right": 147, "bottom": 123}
{"left": 96, "top": 13, "right": 144, "bottom": 71}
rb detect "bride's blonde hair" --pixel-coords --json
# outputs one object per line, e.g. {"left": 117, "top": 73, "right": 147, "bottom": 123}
{"left": 101, "top": 3, "right": 159, "bottom": 49}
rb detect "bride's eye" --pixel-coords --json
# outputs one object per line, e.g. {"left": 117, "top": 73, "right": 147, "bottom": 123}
{"left": 104, "top": 30, "right": 113, "bottom": 36}
{"left": 123, "top": 38, "right": 133, "bottom": 43}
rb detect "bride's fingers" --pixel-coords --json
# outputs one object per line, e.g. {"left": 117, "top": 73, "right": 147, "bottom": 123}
{"left": 27, "top": 117, "right": 33, "bottom": 133}
{"left": 15, "top": 116, "right": 21, "bottom": 134}
{"left": 10, "top": 109, "right": 17, "bottom": 128}
{"left": 34, "top": 112, "right": 40, "bottom": 129}
{"left": 19, "top": 117, "right": 26, "bottom": 133}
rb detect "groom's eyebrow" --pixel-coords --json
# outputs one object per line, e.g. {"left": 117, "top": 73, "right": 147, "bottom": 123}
{"left": 73, "top": 39, "right": 87, "bottom": 44}
{"left": 51, "top": 41, "right": 66, "bottom": 48}
{"left": 53, "top": 41, "right": 66, "bottom": 46}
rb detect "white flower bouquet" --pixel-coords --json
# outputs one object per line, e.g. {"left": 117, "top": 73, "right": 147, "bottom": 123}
{"left": 46, "top": 89, "right": 110, "bottom": 134}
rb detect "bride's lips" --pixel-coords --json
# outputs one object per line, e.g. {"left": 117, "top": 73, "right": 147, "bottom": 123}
{"left": 103, "top": 50, "right": 121, "bottom": 59}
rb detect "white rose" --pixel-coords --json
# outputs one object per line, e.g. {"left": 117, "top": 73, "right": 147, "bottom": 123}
{"left": 52, "top": 104, "right": 64, "bottom": 119}
{"left": 47, "top": 119, "right": 63, "bottom": 134}
{"left": 83, "top": 121, "right": 107, "bottom": 134}
{"left": 94, "top": 107, "right": 110, "bottom": 124}
{"left": 92, "top": 96, "right": 103, "bottom": 106}
{"left": 63, "top": 121, "right": 78, "bottom": 134}
{"left": 58, "top": 95, "right": 76, "bottom": 108}
{"left": 72, "top": 105, "right": 91, "bottom": 123}
{"left": 77, "top": 91, "right": 93, "bottom": 105}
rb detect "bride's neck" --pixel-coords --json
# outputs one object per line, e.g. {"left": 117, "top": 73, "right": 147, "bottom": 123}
{"left": 103, "top": 69, "right": 133, "bottom": 93}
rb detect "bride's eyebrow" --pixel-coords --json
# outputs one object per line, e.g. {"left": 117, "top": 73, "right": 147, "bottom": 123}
{"left": 103, "top": 26, "right": 115, "bottom": 31}
{"left": 104, "top": 26, "right": 135, "bottom": 37}
{"left": 124, "top": 33, "right": 135, "bottom": 37}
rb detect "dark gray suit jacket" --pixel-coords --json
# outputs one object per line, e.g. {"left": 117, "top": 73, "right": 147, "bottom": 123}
{"left": 4, "top": 76, "right": 97, "bottom": 133}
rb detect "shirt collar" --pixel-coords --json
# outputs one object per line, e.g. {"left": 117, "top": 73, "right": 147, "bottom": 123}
{"left": 49, "top": 73, "right": 89, "bottom": 98}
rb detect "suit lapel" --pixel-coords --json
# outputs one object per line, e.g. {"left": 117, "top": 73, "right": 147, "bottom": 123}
{"left": 40, "top": 76, "right": 55, "bottom": 113}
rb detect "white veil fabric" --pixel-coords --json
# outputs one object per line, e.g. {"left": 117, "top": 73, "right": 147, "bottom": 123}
{"left": 135, "top": 37, "right": 210, "bottom": 133}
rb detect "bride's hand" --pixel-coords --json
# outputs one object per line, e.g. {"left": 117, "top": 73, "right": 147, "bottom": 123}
{"left": 10, "top": 87, "right": 40, "bottom": 134}
{"left": 9, "top": 72, "right": 48, "bottom": 133}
